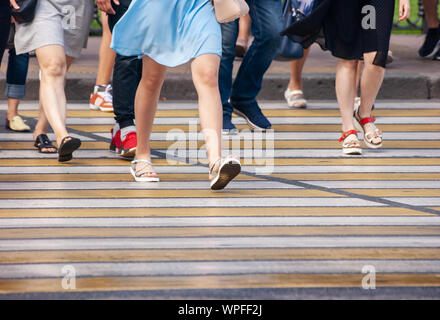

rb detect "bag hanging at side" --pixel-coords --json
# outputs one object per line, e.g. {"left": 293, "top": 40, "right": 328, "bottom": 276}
{"left": 274, "top": 0, "right": 304, "bottom": 61}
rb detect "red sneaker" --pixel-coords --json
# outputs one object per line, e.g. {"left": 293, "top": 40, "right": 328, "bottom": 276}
{"left": 110, "top": 128, "right": 122, "bottom": 153}
{"left": 120, "top": 131, "right": 137, "bottom": 158}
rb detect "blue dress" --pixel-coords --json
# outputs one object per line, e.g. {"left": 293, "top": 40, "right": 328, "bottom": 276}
{"left": 111, "top": 0, "right": 222, "bottom": 67}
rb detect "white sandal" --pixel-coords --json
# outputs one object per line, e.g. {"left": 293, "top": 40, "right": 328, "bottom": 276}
{"left": 284, "top": 89, "right": 307, "bottom": 109}
{"left": 130, "top": 159, "right": 160, "bottom": 182}
{"left": 353, "top": 109, "right": 383, "bottom": 149}
{"left": 339, "top": 130, "right": 362, "bottom": 155}
{"left": 209, "top": 156, "right": 241, "bottom": 190}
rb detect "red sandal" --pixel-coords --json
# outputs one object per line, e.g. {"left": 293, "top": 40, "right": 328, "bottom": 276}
{"left": 339, "top": 130, "right": 362, "bottom": 155}
{"left": 354, "top": 111, "right": 383, "bottom": 149}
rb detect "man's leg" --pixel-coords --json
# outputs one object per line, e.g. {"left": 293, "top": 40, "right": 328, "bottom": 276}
{"left": 218, "top": 20, "right": 239, "bottom": 134}
{"left": 419, "top": 0, "right": 440, "bottom": 58}
{"left": 108, "top": 0, "right": 141, "bottom": 157}
{"left": 230, "top": 0, "right": 283, "bottom": 130}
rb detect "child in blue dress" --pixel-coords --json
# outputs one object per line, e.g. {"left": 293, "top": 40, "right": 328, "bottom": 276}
{"left": 111, "top": 0, "right": 241, "bottom": 190}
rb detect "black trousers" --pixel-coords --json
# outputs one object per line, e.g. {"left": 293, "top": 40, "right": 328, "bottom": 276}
{"left": 108, "top": 0, "right": 142, "bottom": 129}
{"left": 0, "top": 1, "right": 11, "bottom": 62}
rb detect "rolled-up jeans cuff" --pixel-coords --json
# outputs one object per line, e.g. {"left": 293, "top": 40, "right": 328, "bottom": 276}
{"left": 5, "top": 83, "right": 26, "bottom": 99}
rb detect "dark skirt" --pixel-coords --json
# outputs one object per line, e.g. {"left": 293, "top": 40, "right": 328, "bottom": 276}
{"left": 323, "top": 0, "right": 395, "bottom": 67}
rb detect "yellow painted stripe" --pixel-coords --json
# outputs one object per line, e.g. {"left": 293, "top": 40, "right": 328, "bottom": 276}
{"left": 2, "top": 248, "right": 439, "bottom": 264}
{"left": 1, "top": 274, "right": 440, "bottom": 293}
{"left": 1, "top": 158, "right": 440, "bottom": 167}
{"left": 271, "top": 173, "right": 440, "bottom": 181}
{"left": 19, "top": 109, "right": 440, "bottom": 118}
{"left": 346, "top": 189, "right": 440, "bottom": 197}
{"left": 2, "top": 140, "right": 440, "bottom": 149}
{"left": 0, "top": 189, "right": 342, "bottom": 199}
{"left": 69, "top": 124, "right": 440, "bottom": 133}
{"left": 0, "top": 173, "right": 261, "bottom": 182}
{"left": 0, "top": 207, "right": 430, "bottom": 218}
{"left": 1, "top": 226, "right": 439, "bottom": 240}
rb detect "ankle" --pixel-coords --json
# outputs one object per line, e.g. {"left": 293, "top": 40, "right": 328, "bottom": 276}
{"left": 6, "top": 112, "right": 18, "bottom": 121}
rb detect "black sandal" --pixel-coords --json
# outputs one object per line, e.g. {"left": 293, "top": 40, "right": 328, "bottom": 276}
{"left": 34, "top": 134, "right": 58, "bottom": 154}
{"left": 58, "top": 136, "right": 81, "bottom": 162}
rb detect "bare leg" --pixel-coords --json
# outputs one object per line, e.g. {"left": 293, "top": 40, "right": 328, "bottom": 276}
{"left": 190, "top": 54, "right": 222, "bottom": 169}
{"left": 335, "top": 59, "right": 358, "bottom": 132}
{"left": 133, "top": 56, "right": 166, "bottom": 176}
{"left": 355, "top": 60, "right": 362, "bottom": 94}
{"left": 6, "top": 98, "right": 19, "bottom": 120}
{"left": 423, "top": 0, "right": 439, "bottom": 28}
{"left": 288, "top": 47, "right": 311, "bottom": 91}
{"left": 95, "top": 12, "right": 115, "bottom": 86}
{"left": 357, "top": 51, "right": 385, "bottom": 145}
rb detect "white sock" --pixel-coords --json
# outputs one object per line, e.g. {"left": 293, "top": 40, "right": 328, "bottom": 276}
{"left": 121, "top": 125, "right": 136, "bottom": 141}
{"left": 112, "top": 123, "right": 120, "bottom": 137}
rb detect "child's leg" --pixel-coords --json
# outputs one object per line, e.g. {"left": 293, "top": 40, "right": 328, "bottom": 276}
{"left": 190, "top": 54, "right": 222, "bottom": 168}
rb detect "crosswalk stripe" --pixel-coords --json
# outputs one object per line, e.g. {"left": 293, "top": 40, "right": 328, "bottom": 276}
{"left": 1, "top": 226, "right": 439, "bottom": 239}
{"left": 0, "top": 207, "right": 429, "bottom": 218}
{"left": 2, "top": 248, "right": 439, "bottom": 264}
{"left": 1, "top": 273, "right": 439, "bottom": 293}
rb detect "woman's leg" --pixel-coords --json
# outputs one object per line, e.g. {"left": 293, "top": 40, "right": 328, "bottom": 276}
{"left": 335, "top": 59, "right": 358, "bottom": 132}
{"left": 133, "top": 56, "right": 166, "bottom": 176}
{"left": 288, "top": 48, "right": 311, "bottom": 92}
{"left": 357, "top": 51, "right": 385, "bottom": 145}
{"left": 190, "top": 54, "right": 222, "bottom": 169}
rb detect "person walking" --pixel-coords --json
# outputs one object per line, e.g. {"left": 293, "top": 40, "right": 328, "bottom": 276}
{"left": 97, "top": 0, "right": 139, "bottom": 158}
{"left": 111, "top": 0, "right": 241, "bottom": 190}
{"left": 219, "top": 0, "right": 283, "bottom": 135}
{"left": 324, "top": 0, "right": 410, "bottom": 155}
{"left": 11, "top": 0, "right": 94, "bottom": 161}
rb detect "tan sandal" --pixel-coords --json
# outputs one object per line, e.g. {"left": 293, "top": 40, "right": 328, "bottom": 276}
{"left": 209, "top": 156, "right": 241, "bottom": 190}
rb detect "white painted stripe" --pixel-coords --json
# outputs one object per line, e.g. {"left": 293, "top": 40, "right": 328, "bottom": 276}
{"left": 5, "top": 101, "right": 440, "bottom": 111}
{"left": 92, "top": 132, "right": 440, "bottom": 141}
{"left": 1, "top": 260, "right": 439, "bottom": 279}
{"left": 305, "top": 180, "right": 440, "bottom": 189}
{"left": 2, "top": 165, "right": 440, "bottom": 175}
{"left": 0, "top": 216, "right": 438, "bottom": 228}
{"left": 0, "top": 198, "right": 384, "bottom": 209}
{"left": 0, "top": 133, "right": 93, "bottom": 142}
{"left": 0, "top": 180, "right": 295, "bottom": 190}
{"left": 63, "top": 117, "right": 440, "bottom": 125}
{"left": 0, "top": 236, "right": 439, "bottom": 251}
{"left": 1, "top": 149, "right": 439, "bottom": 159}
{"left": 386, "top": 197, "right": 440, "bottom": 206}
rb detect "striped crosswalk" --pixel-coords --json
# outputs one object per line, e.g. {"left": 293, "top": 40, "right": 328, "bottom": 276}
{"left": 0, "top": 101, "right": 439, "bottom": 299}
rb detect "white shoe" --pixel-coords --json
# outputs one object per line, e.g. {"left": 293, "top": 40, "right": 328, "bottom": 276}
{"left": 284, "top": 89, "right": 307, "bottom": 108}
{"left": 209, "top": 156, "right": 241, "bottom": 190}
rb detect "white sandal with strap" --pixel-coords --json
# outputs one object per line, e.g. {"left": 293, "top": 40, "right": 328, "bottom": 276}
{"left": 284, "top": 89, "right": 307, "bottom": 109}
{"left": 130, "top": 159, "right": 160, "bottom": 182}
{"left": 209, "top": 156, "right": 241, "bottom": 190}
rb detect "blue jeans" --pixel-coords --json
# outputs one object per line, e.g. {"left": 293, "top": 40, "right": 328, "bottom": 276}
{"left": 219, "top": 0, "right": 283, "bottom": 114}
{"left": 6, "top": 48, "right": 30, "bottom": 99}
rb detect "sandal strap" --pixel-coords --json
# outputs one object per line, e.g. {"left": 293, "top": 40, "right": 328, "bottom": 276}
{"left": 131, "top": 159, "right": 155, "bottom": 177}
{"left": 34, "top": 134, "right": 55, "bottom": 148}
{"left": 209, "top": 158, "right": 222, "bottom": 175}
{"left": 339, "top": 130, "right": 357, "bottom": 142}
{"left": 359, "top": 116, "right": 376, "bottom": 125}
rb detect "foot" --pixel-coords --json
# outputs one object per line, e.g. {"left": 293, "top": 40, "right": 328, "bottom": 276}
{"left": 209, "top": 156, "right": 241, "bottom": 190}
{"left": 354, "top": 110, "right": 383, "bottom": 148}
{"left": 419, "top": 27, "right": 440, "bottom": 59}
{"left": 120, "top": 127, "right": 137, "bottom": 158}
{"left": 6, "top": 115, "right": 31, "bottom": 132}
{"left": 130, "top": 159, "right": 159, "bottom": 182}
{"left": 33, "top": 133, "right": 57, "bottom": 153}
{"left": 222, "top": 111, "right": 239, "bottom": 135}
{"left": 284, "top": 88, "right": 307, "bottom": 108}
{"left": 90, "top": 84, "right": 114, "bottom": 112}
{"left": 339, "top": 130, "right": 362, "bottom": 155}
{"left": 232, "top": 101, "right": 271, "bottom": 131}
{"left": 58, "top": 136, "right": 81, "bottom": 162}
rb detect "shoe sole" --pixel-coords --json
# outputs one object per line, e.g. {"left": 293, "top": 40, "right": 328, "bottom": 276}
{"left": 343, "top": 148, "right": 362, "bottom": 155}
{"left": 58, "top": 138, "right": 81, "bottom": 162}
{"left": 210, "top": 159, "right": 241, "bottom": 191}
{"left": 89, "top": 104, "right": 114, "bottom": 112}
{"left": 233, "top": 108, "right": 270, "bottom": 132}
{"left": 120, "top": 147, "right": 136, "bottom": 158}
